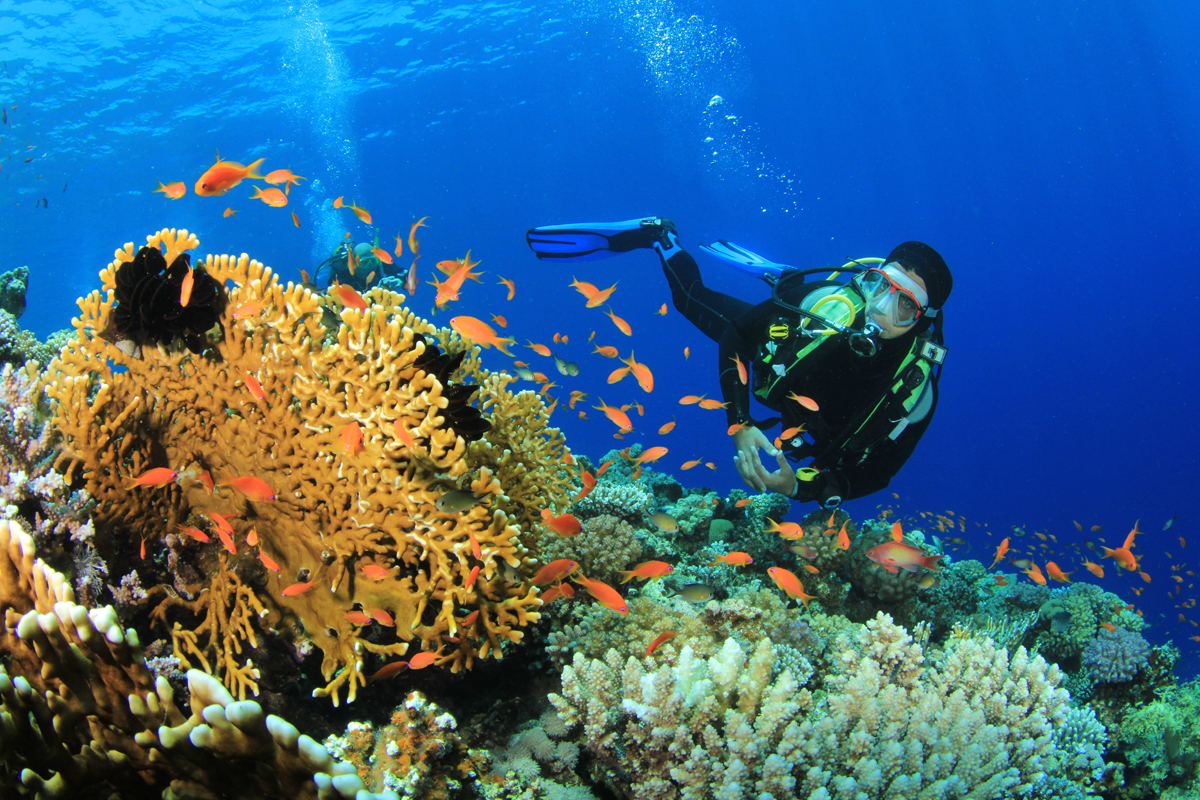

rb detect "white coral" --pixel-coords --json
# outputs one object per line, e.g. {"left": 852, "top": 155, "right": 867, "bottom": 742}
{"left": 552, "top": 613, "right": 1071, "bottom": 800}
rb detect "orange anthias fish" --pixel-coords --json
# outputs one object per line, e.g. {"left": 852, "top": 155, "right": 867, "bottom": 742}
{"left": 787, "top": 392, "right": 820, "bottom": 412}
{"left": 572, "top": 574, "right": 628, "bottom": 615}
{"left": 367, "top": 661, "right": 408, "bottom": 682}
{"left": 178, "top": 525, "right": 210, "bottom": 543}
{"left": 371, "top": 247, "right": 394, "bottom": 265}
{"left": 605, "top": 307, "right": 632, "bottom": 336}
{"left": 731, "top": 354, "right": 748, "bottom": 385}
{"left": 624, "top": 446, "right": 668, "bottom": 464}
{"left": 990, "top": 537, "right": 1010, "bottom": 569}
{"left": 250, "top": 186, "right": 288, "bottom": 207}
{"left": 408, "top": 650, "right": 441, "bottom": 669}
{"left": 497, "top": 276, "right": 516, "bottom": 300}
{"left": 765, "top": 518, "right": 804, "bottom": 539}
{"left": 153, "top": 179, "right": 187, "bottom": 199}
{"left": 333, "top": 284, "right": 368, "bottom": 310}
{"left": 343, "top": 199, "right": 372, "bottom": 224}
{"left": 707, "top": 552, "right": 753, "bottom": 567}
{"left": 543, "top": 512, "right": 582, "bottom": 537}
{"left": 1023, "top": 562, "right": 1048, "bottom": 585}
{"left": 532, "top": 559, "right": 579, "bottom": 585}
{"left": 194, "top": 152, "right": 265, "bottom": 196}
{"left": 646, "top": 631, "right": 677, "bottom": 655}
{"left": 574, "top": 470, "right": 597, "bottom": 502}
{"left": 281, "top": 580, "right": 316, "bottom": 597}
{"left": 233, "top": 301, "right": 264, "bottom": 319}
{"left": 291, "top": 212, "right": 301, "bottom": 228}
{"left": 618, "top": 560, "right": 674, "bottom": 583}
{"left": 525, "top": 341, "right": 552, "bottom": 357}
{"left": 658, "top": 420, "right": 676, "bottom": 434}
{"left": 836, "top": 521, "right": 851, "bottom": 550}
{"left": 408, "top": 216, "right": 429, "bottom": 253}
{"left": 866, "top": 541, "right": 944, "bottom": 574}
{"left": 264, "top": 168, "right": 306, "bottom": 194}
{"left": 1045, "top": 561, "right": 1073, "bottom": 584}
{"left": 620, "top": 352, "right": 654, "bottom": 392}
{"left": 569, "top": 277, "right": 616, "bottom": 307}
{"left": 698, "top": 398, "right": 729, "bottom": 410}
{"left": 768, "top": 567, "right": 818, "bottom": 608}
{"left": 450, "top": 316, "right": 516, "bottom": 355}
{"left": 491, "top": 314, "right": 508, "bottom": 328}
{"left": 1083, "top": 559, "right": 1105, "bottom": 578}
{"left": 129, "top": 467, "right": 177, "bottom": 488}
{"left": 241, "top": 370, "right": 265, "bottom": 401}
{"left": 1101, "top": 526, "right": 1141, "bottom": 571}
{"left": 679, "top": 394, "right": 705, "bottom": 405}
{"left": 680, "top": 459, "right": 702, "bottom": 470}
{"left": 361, "top": 564, "right": 391, "bottom": 581}
{"left": 179, "top": 266, "right": 194, "bottom": 307}
{"left": 593, "top": 398, "right": 634, "bottom": 431}
{"left": 223, "top": 207, "right": 238, "bottom": 217}
{"left": 339, "top": 422, "right": 364, "bottom": 455}
{"left": 345, "top": 610, "right": 373, "bottom": 625}
{"left": 220, "top": 475, "right": 276, "bottom": 502}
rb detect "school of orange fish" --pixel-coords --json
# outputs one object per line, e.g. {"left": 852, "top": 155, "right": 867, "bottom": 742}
{"left": 148, "top": 152, "right": 1189, "bottom": 668}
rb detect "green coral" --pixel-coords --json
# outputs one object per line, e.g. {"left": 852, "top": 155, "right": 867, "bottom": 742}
{"left": 1036, "top": 583, "right": 1133, "bottom": 660}
{"left": 0, "top": 266, "right": 27, "bottom": 318}
{"left": 1115, "top": 679, "right": 1200, "bottom": 798}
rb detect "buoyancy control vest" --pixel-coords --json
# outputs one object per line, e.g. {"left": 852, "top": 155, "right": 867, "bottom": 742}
{"left": 752, "top": 266, "right": 948, "bottom": 466}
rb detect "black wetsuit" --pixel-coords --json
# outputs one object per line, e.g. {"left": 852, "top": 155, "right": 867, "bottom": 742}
{"left": 658, "top": 243, "right": 936, "bottom": 506}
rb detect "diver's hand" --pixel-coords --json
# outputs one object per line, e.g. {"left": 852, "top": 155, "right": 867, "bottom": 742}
{"left": 732, "top": 427, "right": 797, "bottom": 495}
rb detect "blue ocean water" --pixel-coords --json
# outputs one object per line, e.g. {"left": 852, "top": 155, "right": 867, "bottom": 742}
{"left": 2, "top": 0, "right": 1198, "bottom": 658}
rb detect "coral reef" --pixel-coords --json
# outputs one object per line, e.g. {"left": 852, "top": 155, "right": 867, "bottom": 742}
{"left": 0, "top": 266, "right": 28, "bottom": 318}
{"left": 1114, "top": 678, "right": 1200, "bottom": 798}
{"left": 322, "top": 690, "right": 486, "bottom": 796}
{"left": 43, "top": 229, "right": 571, "bottom": 705}
{"left": 1082, "top": 626, "right": 1151, "bottom": 684}
{"left": 0, "top": 362, "right": 94, "bottom": 540}
{"left": 537, "top": 513, "right": 643, "bottom": 586}
{"left": 550, "top": 611, "right": 1070, "bottom": 799}
{"left": 0, "top": 517, "right": 394, "bottom": 799}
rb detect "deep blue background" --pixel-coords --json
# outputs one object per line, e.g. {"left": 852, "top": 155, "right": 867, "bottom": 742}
{"left": 2, "top": 0, "right": 1197, "bottom": 655}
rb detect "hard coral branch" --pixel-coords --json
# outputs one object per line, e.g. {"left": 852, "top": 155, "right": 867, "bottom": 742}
{"left": 44, "top": 229, "right": 571, "bottom": 706}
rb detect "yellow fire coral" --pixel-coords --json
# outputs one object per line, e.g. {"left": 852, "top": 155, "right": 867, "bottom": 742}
{"left": 45, "top": 229, "right": 572, "bottom": 705}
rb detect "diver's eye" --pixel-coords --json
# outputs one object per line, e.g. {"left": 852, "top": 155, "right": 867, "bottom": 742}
{"left": 899, "top": 296, "right": 918, "bottom": 315}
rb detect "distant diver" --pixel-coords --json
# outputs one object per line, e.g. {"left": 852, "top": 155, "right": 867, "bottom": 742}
{"left": 526, "top": 217, "right": 952, "bottom": 509}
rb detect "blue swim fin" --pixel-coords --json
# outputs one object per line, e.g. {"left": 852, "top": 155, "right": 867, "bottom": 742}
{"left": 526, "top": 217, "right": 672, "bottom": 262}
{"left": 697, "top": 240, "right": 790, "bottom": 278}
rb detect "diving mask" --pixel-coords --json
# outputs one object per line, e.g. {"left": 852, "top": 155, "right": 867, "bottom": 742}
{"left": 857, "top": 264, "right": 928, "bottom": 327}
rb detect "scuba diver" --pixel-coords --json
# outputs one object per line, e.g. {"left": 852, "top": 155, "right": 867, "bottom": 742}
{"left": 525, "top": 217, "right": 951, "bottom": 509}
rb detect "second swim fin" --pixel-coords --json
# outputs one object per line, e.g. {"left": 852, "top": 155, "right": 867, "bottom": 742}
{"left": 697, "top": 240, "right": 790, "bottom": 278}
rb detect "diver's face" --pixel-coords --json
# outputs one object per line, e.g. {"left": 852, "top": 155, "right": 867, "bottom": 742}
{"left": 873, "top": 267, "right": 928, "bottom": 339}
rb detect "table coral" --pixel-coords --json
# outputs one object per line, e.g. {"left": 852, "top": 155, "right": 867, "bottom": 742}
{"left": 44, "top": 229, "right": 571, "bottom": 706}
{"left": 0, "top": 517, "right": 395, "bottom": 799}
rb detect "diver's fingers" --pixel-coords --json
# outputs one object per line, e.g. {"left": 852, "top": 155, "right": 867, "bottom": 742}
{"left": 748, "top": 448, "right": 770, "bottom": 491}
{"left": 735, "top": 451, "right": 765, "bottom": 491}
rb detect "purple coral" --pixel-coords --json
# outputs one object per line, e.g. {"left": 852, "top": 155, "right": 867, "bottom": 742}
{"left": 1082, "top": 627, "right": 1150, "bottom": 683}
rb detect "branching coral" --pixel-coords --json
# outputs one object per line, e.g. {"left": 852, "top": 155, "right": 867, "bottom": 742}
{"left": 550, "top": 611, "right": 1070, "bottom": 800}
{"left": 44, "top": 229, "right": 571, "bottom": 705}
{"left": 0, "top": 517, "right": 396, "bottom": 799}
{"left": 0, "top": 362, "right": 93, "bottom": 540}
